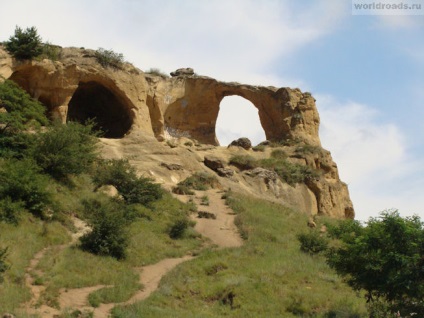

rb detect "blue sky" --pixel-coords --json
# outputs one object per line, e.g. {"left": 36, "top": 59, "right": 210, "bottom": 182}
{"left": 1, "top": 0, "right": 423, "bottom": 220}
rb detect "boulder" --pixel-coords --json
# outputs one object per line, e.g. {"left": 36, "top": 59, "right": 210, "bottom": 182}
{"left": 216, "top": 168, "right": 234, "bottom": 178}
{"left": 228, "top": 137, "right": 252, "bottom": 150}
{"left": 204, "top": 155, "right": 225, "bottom": 171}
{"left": 161, "top": 162, "right": 183, "bottom": 170}
{"left": 170, "top": 67, "right": 194, "bottom": 77}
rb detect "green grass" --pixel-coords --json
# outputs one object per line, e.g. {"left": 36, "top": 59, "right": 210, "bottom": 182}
{"left": 0, "top": 215, "right": 70, "bottom": 313}
{"left": 30, "top": 192, "right": 203, "bottom": 309}
{"left": 112, "top": 193, "right": 366, "bottom": 317}
{"left": 229, "top": 152, "right": 320, "bottom": 186}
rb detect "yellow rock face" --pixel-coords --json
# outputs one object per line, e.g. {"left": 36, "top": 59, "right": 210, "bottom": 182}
{"left": 0, "top": 46, "right": 354, "bottom": 219}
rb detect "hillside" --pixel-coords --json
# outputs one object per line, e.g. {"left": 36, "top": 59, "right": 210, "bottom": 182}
{"left": 0, "top": 45, "right": 354, "bottom": 219}
{"left": 0, "top": 44, "right": 365, "bottom": 317}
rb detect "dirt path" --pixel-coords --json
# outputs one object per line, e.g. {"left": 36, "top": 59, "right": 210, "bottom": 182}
{"left": 189, "top": 189, "right": 243, "bottom": 248}
{"left": 20, "top": 189, "right": 242, "bottom": 317}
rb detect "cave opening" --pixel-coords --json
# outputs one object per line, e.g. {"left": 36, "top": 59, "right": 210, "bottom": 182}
{"left": 216, "top": 96, "right": 266, "bottom": 146}
{"left": 67, "top": 81, "right": 132, "bottom": 138}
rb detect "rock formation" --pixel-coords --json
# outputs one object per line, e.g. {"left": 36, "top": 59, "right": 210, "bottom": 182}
{"left": 0, "top": 45, "right": 354, "bottom": 218}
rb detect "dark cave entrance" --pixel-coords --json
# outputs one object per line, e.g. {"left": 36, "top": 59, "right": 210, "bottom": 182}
{"left": 67, "top": 81, "right": 133, "bottom": 138}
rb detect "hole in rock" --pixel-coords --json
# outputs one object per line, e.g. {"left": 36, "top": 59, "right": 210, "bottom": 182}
{"left": 216, "top": 96, "right": 266, "bottom": 146}
{"left": 67, "top": 81, "right": 132, "bottom": 138}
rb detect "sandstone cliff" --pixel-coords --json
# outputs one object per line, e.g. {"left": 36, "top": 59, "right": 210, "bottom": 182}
{"left": 0, "top": 46, "right": 354, "bottom": 218}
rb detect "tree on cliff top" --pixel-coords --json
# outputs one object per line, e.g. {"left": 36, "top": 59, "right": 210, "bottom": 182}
{"left": 5, "top": 26, "right": 43, "bottom": 60}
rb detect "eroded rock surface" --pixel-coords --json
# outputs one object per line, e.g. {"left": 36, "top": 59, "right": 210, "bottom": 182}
{"left": 0, "top": 46, "right": 354, "bottom": 218}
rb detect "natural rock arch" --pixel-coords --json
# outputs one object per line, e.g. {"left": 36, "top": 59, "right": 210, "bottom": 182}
{"left": 216, "top": 95, "right": 266, "bottom": 146}
{"left": 67, "top": 81, "right": 133, "bottom": 138}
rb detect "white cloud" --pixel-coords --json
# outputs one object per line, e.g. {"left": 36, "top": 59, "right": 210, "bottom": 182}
{"left": 317, "top": 94, "right": 424, "bottom": 220}
{"left": 0, "top": 0, "right": 348, "bottom": 85}
{"left": 375, "top": 15, "right": 424, "bottom": 29}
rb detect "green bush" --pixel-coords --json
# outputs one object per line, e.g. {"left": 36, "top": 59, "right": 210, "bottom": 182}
{"left": 0, "top": 159, "right": 51, "bottom": 218}
{"left": 39, "top": 42, "right": 62, "bottom": 61}
{"left": 252, "top": 144, "right": 266, "bottom": 152}
{"left": 229, "top": 155, "right": 257, "bottom": 170}
{"left": 0, "top": 79, "right": 48, "bottom": 134}
{"left": 79, "top": 199, "right": 129, "bottom": 260}
{"left": 298, "top": 231, "right": 329, "bottom": 254}
{"left": 0, "top": 197, "right": 24, "bottom": 224}
{"left": 0, "top": 132, "right": 37, "bottom": 159}
{"left": 0, "top": 247, "right": 10, "bottom": 283}
{"left": 168, "top": 219, "right": 189, "bottom": 239}
{"left": 95, "top": 48, "right": 124, "bottom": 69}
{"left": 174, "top": 172, "right": 219, "bottom": 192}
{"left": 260, "top": 157, "right": 320, "bottom": 185}
{"left": 93, "top": 159, "right": 163, "bottom": 206}
{"left": 31, "top": 121, "right": 99, "bottom": 179}
{"left": 326, "top": 210, "right": 424, "bottom": 315}
{"left": 145, "top": 68, "right": 169, "bottom": 78}
{"left": 5, "top": 26, "right": 43, "bottom": 59}
{"left": 270, "top": 149, "right": 287, "bottom": 159}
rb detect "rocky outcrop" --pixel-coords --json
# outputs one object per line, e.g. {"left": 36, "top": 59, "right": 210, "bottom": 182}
{"left": 0, "top": 46, "right": 354, "bottom": 219}
{"left": 229, "top": 137, "right": 252, "bottom": 150}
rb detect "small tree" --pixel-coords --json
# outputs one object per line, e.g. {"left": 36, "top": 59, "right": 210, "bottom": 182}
{"left": 95, "top": 48, "right": 124, "bottom": 69}
{"left": 31, "top": 121, "right": 99, "bottom": 179}
{"left": 93, "top": 159, "right": 163, "bottom": 206}
{"left": 79, "top": 199, "right": 128, "bottom": 260}
{"left": 0, "top": 80, "right": 48, "bottom": 134}
{"left": 5, "top": 26, "right": 43, "bottom": 59}
{"left": 326, "top": 210, "right": 424, "bottom": 316}
{"left": 0, "top": 159, "right": 50, "bottom": 218}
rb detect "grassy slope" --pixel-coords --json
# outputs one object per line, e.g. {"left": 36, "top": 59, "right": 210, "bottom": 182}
{"left": 0, "top": 174, "right": 203, "bottom": 316}
{"left": 112, "top": 193, "right": 367, "bottom": 318}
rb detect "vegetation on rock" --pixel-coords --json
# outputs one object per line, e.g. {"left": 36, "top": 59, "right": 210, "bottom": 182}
{"left": 95, "top": 48, "right": 125, "bottom": 69}
{"left": 5, "top": 26, "right": 43, "bottom": 59}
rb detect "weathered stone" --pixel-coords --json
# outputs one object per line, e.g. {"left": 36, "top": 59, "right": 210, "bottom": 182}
{"left": 216, "top": 168, "right": 234, "bottom": 178}
{"left": 198, "top": 211, "right": 217, "bottom": 219}
{"left": 246, "top": 167, "right": 278, "bottom": 182}
{"left": 204, "top": 155, "right": 225, "bottom": 171}
{"left": 228, "top": 137, "right": 252, "bottom": 150}
{"left": 96, "top": 185, "right": 119, "bottom": 197}
{"left": 170, "top": 68, "right": 194, "bottom": 77}
{"left": 160, "top": 162, "right": 183, "bottom": 170}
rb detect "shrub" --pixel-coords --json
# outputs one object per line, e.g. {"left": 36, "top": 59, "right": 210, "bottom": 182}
{"left": 0, "top": 197, "right": 24, "bottom": 224}
{"left": 0, "top": 159, "right": 51, "bottom": 218}
{"left": 295, "top": 144, "right": 321, "bottom": 155}
{"left": 326, "top": 210, "right": 424, "bottom": 315}
{"left": 95, "top": 48, "right": 125, "bottom": 69}
{"left": 174, "top": 172, "right": 219, "bottom": 192}
{"left": 0, "top": 247, "right": 10, "bottom": 283}
{"left": 168, "top": 219, "right": 189, "bottom": 239}
{"left": 270, "top": 149, "right": 287, "bottom": 159}
{"left": 229, "top": 155, "right": 257, "bottom": 170}
{"left": 5, "top": 26, "right": 43, "bottom": 59}
{"left": 260, "top": 157, "right": 320, "bottom": 185}
{"left": 298, "top": 231, "right": 328, "bottom": 254}
{"left": 252, "top": 145, "right": 266, "bottom": 152}
{"left": 93, "top": 159, "right": 163, "bottom": 206}
{"left": 0, "top": 132, "right": 37, "bottom": 159}
{"left": 31, "top": 121, "right": 99, "bottom": 179}
{"left": 145, "top": 68, "right": 169, "bottom": 78}
{"left": 39, "top": 42, "right": 62, "bottom": 61}
{"left": 79, "top": 199, "right": 129, "bottom": 260}
{"left": 0, "top": 79, "right": 49, "bottom": 134}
